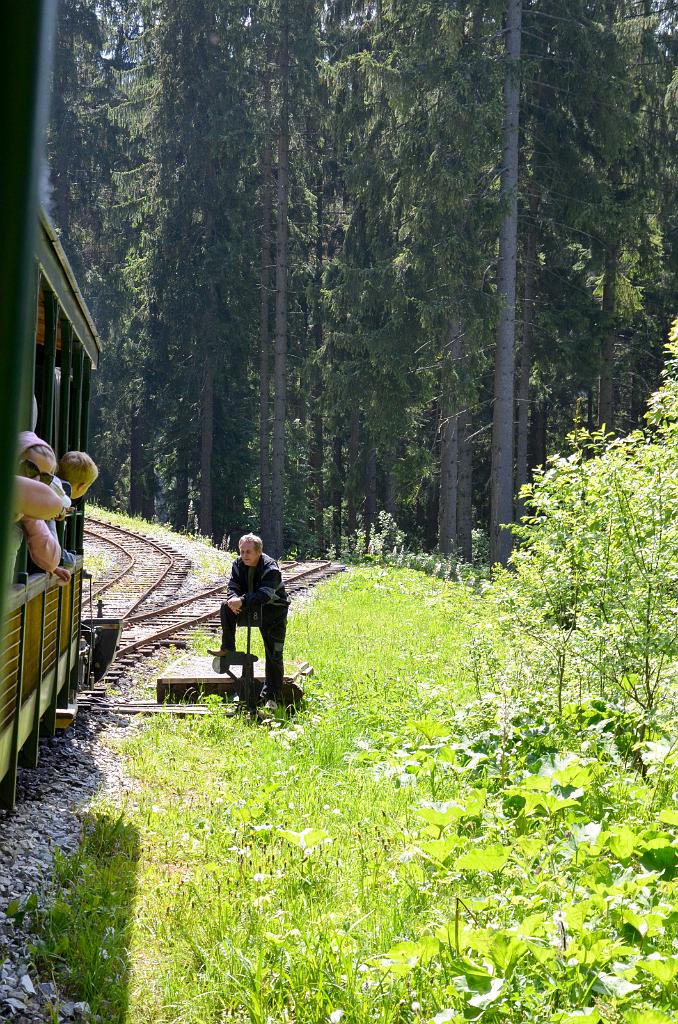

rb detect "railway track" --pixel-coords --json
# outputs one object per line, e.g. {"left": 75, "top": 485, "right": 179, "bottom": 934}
{"left": 84, "top": 518, "right": 193, "bottom": 618}
{"left": 83, "top": 518, "right": 344, "bottom": 689}
{"left": 114, "top": 559, "right": 340, "bottom": 659}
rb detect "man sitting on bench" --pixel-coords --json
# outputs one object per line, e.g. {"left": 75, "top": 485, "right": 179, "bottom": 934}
{"left": 210, "top": 533, "right": 290, "bottom": 715}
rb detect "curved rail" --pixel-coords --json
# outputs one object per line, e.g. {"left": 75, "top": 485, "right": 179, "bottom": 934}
{"left": 114, "top": 560, "right": 337, "bottom": 659}
{"left": 84, "top": 523, "right": 135, "bottom": 599}
{"left": 82, "top": 516, "right": 344, "bottom": 688}
{"left": 84, "top": 519, "right": 177, "bottom": 616}
{"left": 124, "top": 560, "right": 328, "bottom": 626}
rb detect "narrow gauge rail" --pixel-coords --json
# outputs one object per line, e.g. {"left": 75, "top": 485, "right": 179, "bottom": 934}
{"left": 114, "top": 559, "right": 340, "bottom": 659}
{"left": 83, "top": 519, "right": 192, "bottom": 618}
{"left": 82, "top": 518, "right": 343, "bottom": 685}
{"left": 83, "top": 559, "right": 345, "bottom": 701}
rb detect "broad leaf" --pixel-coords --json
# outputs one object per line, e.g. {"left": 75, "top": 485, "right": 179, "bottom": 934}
{"left": 636, "top": 953, "right": 678, "bottom": 983}
{"left": 456, "top": 845, "right": 511, "bottom": 873}
{"left": 625, "top": 1012, "right": 675, "bottom": 1024}
{"left": 592, "top": 972, "right": 640, "bottom": 999}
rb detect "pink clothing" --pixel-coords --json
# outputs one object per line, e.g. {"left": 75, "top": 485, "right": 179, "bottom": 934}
{"left": 22, "top": 517, "right": 61, "bottom": 573}
{"left": 14, "top": 477, "right": 62, "bottom": 521}
{"left": 18, "top": 430, "right": 55, "bottom": 460}
{"left": 14, "top": 431, "right": 64, "bottom": 579}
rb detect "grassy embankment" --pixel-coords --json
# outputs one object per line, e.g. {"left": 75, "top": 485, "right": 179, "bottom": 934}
{"left": 31, "top": 564, "right": 678, "bottom": 1024}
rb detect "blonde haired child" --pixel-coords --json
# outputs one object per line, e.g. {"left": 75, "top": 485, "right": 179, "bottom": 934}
{"left": 57, "top": 451, "right": 98, "bottom": 499}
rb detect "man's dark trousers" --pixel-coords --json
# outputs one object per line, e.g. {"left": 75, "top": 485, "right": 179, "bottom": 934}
{"left": 220, "top": 605, "right": 286, "bottom": 702}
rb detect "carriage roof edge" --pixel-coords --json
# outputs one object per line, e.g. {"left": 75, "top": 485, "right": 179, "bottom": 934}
{"left": 37, "top": 207, "right": 102, "bottom": 368}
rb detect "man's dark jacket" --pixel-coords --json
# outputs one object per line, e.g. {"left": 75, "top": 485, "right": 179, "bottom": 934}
{"left": 226, "top": 553, "right": 289, "bottom": 627}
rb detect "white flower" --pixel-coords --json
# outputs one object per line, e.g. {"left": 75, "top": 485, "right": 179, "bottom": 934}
{"left": 329, "top": 1011, "right": 344, "bottom": 1023}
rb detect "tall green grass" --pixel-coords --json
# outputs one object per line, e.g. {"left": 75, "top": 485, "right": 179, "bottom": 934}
{"left": 33, "top": 567, "right": 480, "bottom": 1023}
{"left": 32, "top": 566, "right": 678, "bottom": 1023}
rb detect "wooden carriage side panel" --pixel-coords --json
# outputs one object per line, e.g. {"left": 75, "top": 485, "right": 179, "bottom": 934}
{"left": 59, "top": 575, "right": 73, "bottom": 654}
{"left": 0, "top": 609, "right": 24, "bottom": 807}
{"left": 71, "top": 569, "right": 81, "bottom": 643}
{"left": 42, "top": 586, "right": 59, "bottom": 678}
{"left": 0, "top": 611, "right": 23, "bottom": 735}
{"left": 20, "top": 592, "right": 43, "bottom": 702}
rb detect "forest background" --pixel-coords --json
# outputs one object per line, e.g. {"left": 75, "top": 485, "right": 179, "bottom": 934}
{"left": 48, "top": 0, "right": 678, "bottom": 562}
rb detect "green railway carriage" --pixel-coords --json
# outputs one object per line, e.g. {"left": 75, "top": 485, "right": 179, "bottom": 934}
{"left": 0, "top": 209, "right": 101, "bottom": 810}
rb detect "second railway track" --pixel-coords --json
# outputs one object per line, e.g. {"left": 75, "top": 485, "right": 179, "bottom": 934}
{"left": 84, "top": 518, "right": 193, "bottom": 618}
{"left": 83, "top": 518, "right": 345, "bottom": 686}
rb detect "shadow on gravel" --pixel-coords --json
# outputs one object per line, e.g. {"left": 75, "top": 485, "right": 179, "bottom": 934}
{"left": 0, "top": 712, "right": 140, "bottom": 1021}
{"left": 32, "top": 807, "right": 140, "bottom": 1023}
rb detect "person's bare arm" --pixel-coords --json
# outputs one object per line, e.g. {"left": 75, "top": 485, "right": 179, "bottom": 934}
{"left": 15, "top": 477, "right": 62, "bottom": 520}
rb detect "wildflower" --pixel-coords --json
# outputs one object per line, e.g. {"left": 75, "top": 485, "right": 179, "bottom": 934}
{"left": 328, "top": 1010, "right": 344, "bottom": 1022}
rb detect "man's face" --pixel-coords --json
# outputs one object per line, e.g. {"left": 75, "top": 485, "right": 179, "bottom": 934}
{"left": 239, "top": 542, "right": 261, "bottom": 567}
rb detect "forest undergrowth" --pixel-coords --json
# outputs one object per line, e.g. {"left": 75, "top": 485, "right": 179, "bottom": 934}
{"left": 29, "top": 326, "right": 678, "bottom": 1023}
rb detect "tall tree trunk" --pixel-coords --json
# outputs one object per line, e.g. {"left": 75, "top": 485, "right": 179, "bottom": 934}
{"left": 365, "top": 445, "right": 377, "bottom": 549}
{"left": 457, "top": 408, "right": 473, "bottom": 561}
{"left": 490, "top": 0, "right": 522, "bottom": 566}
{"left": 530, "top": 399, "right": 547, "bottom": 472}
{"left": 259, "top": 41, "right": 274, "bottom": 546}
{"left": 141, "top": 465, "right": 155, "bottom": 521}
{"left": 438, "top": 410, "right": 458, "bottom": 554}
{"left": 384, "top": 456, "right": 396, "bottom": 517}
{"left": 309, "top": 175, "right": 324, "bottom": 552}
{"left": 174, "top": 466, "right": 188, "bottom": 532}
{"left": 199, "top": 363, "right": 213, "bottom": 537}
{"left": 310, "top": 393, "right": 324, "bottom": 550}
{"left": 129, "top": 402, "right": 143, "bottom": 516}
{"left": 598, "top": 246, "right": 617, "bottom": 431}
{"left": 270, "top": 1, "right": 289, "bottom": 557}
{"left": 426, "top": 477, "right": 440, "bottom": 550}
{"left": 587, "top": 389, "right": 594, "bottom": 433}
{"left": 438, "top": 321, "right": 463, "bottom": 554}
{"left": 332, "top": 433, "right": 343, "bottom": 552}
{"left": 515, "top": 186, "right": 539, "bottom": 520}
{"left": 423, "top": 403, "right": 440, "bottom": 548}
{"left": 346, "top": 406, "right": 360, "bottom": 534}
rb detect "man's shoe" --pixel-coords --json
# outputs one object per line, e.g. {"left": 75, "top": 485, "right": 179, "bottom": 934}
{"left": 257, "top": 699, "right": 279, "bottom": 721}
{"left": 225, "top": 696, "right": 240, "bottom": 717}
{"left": 208, "top": 647, "right": 235, "bottom": 657}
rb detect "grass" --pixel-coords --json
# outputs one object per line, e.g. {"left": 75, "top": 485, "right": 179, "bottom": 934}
{"left": 83, "top": 548, "right": 113, "bottom": 580}
{"left": 29, "top": 565, "right": 678, "bottom": 1023}
{"left": 31, "top": 567, "right": 481, "bottom": 1023}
